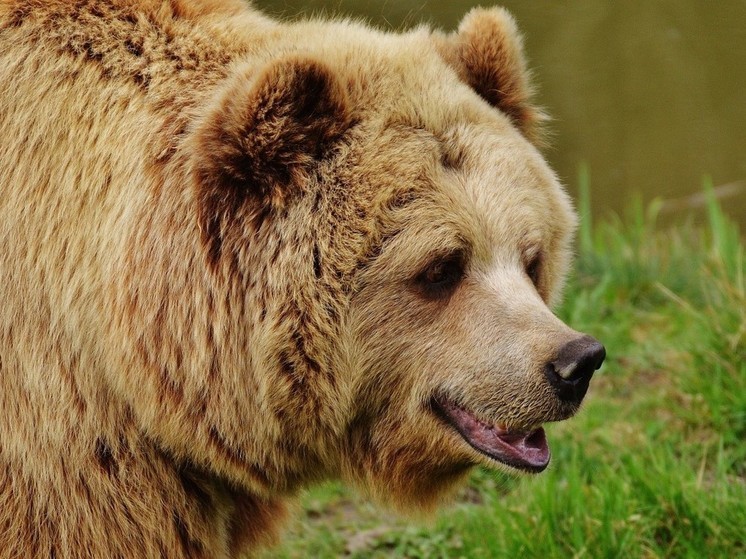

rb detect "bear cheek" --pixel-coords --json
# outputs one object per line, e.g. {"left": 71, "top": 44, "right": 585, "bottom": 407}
{"left": 341, "top": 403, "right": 476, "bottom": 511}
{"left": 337, "top": 296, "right": 478, "bottom": 498}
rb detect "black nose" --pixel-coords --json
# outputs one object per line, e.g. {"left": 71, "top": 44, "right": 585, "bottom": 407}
{"left": 544, "top": 335, "right": 606, "bottom": 403}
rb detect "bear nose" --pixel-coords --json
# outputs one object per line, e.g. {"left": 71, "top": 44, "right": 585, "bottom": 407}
{"left": 544, "top": 335, "right": 606, "bottom": 403}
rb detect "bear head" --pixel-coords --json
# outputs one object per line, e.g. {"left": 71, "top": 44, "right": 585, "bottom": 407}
{"left": 184, "top": 7, "right": 604, "bottom": 511}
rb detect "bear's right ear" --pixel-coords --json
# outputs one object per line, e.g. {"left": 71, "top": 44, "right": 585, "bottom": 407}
{"left": 190, "top": 57, "right": 351, "bottom": 261}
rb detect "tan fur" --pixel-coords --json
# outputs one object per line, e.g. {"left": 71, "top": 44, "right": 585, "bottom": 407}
{"left": 0, "top": 1, "right": 589, "bottom": 556}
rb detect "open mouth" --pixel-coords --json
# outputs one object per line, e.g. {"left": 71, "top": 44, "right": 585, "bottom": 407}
{"left": 432, "top": 396, "right": 550, "bottom": 473}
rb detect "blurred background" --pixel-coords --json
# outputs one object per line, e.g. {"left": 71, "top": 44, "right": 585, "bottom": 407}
{"left": 254, "top": 0, "right": 746, "bottom": 227}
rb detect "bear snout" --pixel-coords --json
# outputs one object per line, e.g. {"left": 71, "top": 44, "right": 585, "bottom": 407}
{"left": 543, "top": 335, "right": 606, "bottom": 403}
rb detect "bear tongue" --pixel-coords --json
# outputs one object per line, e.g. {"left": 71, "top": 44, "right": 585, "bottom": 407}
{"left": 436, "top": 399, "right": 550, "bottom": 473}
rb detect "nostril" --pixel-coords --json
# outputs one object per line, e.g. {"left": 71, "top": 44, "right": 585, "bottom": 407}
{"left": 545, "top": 335, "right": 605, "bottom": 402}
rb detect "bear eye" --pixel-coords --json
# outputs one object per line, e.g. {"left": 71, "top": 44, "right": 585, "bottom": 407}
{"left": 416, "top": 252, "right": 466, "bottom": 298}
{"left": 525, "top": 252, "right": 543, "bottom": 288}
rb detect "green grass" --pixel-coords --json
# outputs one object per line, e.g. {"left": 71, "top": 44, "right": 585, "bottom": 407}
{"left": 258, "top": 180, "right": 746, "bottom": 559}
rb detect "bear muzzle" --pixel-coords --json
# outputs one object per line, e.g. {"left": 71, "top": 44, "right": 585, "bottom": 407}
{"left": 429, "top": 334, "right": 605, "bottom": 473}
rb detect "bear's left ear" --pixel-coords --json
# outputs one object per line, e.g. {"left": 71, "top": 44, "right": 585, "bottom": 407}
{"left": 434, "top": 7, "right": 545, "bottom": 143}
{"left": 190, "top": 56, "right": 351, "bottom": 261}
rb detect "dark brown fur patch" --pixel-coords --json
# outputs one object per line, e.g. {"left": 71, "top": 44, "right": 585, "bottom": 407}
{"left": 124, "top": 37, "right": 143, "bottom": 57}
{"left": 206, "top": 427, "right": 270, "bottom": 486}
{"left": 2, "top": 5, "right": 31, "bottom": 29}
{"left": 228, "top": 493, "right": 288, "bottom": 554}
{"left": 177, "top": 467, "right": 213, "bottom": 508}
{"left": 192, "top": 57, "right": 351, "bottom": 267}
{"left": 439, "top": 141, "right": 466, "bottom": 170}
{"left": 312, "top": 244, "right": 322, "bottom": 279}
{"left": 94, "top": 438, "right": 117, "bottom": 476}
{"left": 292, "top": 330, "right": 322, "bottom": 374}
{"left": 173, "top": 513, "right": 205, "bottom": 555}
{"left": 159, "top": 364, "right": 185, "bottom": 407}
{"left": 169, "top": 0, "right": 185, "bottom": 20}
{"left": 278, "top": 350, "right": 299, "bottom": 383}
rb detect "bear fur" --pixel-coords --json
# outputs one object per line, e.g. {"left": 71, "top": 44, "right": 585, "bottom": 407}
{"left": 0, "top": 1, "right": 601, "bottom": 557}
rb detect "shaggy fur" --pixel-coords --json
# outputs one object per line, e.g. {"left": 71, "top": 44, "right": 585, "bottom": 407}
{"left": 0, "top": 1, "right": 593, "bottom": 557}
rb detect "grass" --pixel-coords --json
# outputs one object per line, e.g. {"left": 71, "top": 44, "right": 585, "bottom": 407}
{"left": 258, "top": 178, "right": 746, "bottom": 559}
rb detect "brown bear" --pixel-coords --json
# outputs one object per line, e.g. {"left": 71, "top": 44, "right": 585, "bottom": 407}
{"left": 0, "top": 1, "right": 605, "bottom": 557}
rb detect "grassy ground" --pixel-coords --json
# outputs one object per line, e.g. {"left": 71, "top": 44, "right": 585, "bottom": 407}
{"left": 258, "top": 181, "right": 746, "bottom": 559}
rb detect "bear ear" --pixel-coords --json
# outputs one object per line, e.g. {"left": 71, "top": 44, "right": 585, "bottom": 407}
{"left": 434, "top": 7, "right": 545, "bottom": 142}
{"left": 190, "top": 56, "right": 351, "bottom": 261}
